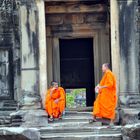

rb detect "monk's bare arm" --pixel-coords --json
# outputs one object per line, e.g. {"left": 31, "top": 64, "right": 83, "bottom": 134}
{"left": 54, "top": 88, "right": 65, "bottom": 103}
{"left": 50, "top": 87, "right": 56, "bottom": 97}
{"left": 100, "top": 85, "right": 107, "bottom": 89}
{"left": 99, "top": 84, "right": 112, "bottom": 89}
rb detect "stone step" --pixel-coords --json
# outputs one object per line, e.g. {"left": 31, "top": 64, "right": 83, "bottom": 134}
{"left": 40, "top": 126, "right": 121, "bottom": 134}
{"left": 53, "top": 116, "right": 92, "bottom": 123}
{"left": 47, "top": 112, "right": 102, "bottom": 127}
{"left": 0, "top": 111, "right": 15, "bottom": 116}
{"left": 11, "top": 122, "right": 23, "bottom": 127}
{"left": 64, "top": 111, "right": 119, "bottom": 124}
{"left": 0, "top": 101, "right": 18, "bottom": 111}
{"left": 40, "top": 110, "right": 121, "bottom": 140}
{"left": 41, "top": 133, "right": 122, "bottom": 140}
{"left": 47, "top": 121, "right": 102, "bottom": 128}
{"left": 49, "top": 112, "right": 113, "bottom": 126}
{"left": 40, "top": 126, "right": 122, "bottom": 140}
{"left": 64, "top": 111, "right": 92, "bottom": 117}
{"left": 64, "top": 115, "right": 91, "bottom": 119}
{"left": 65, "top": 107, "right": 93, "bottom": 112}
{"left": 0, "top": 107, "right": 17, "bottom": 111}
{"left": 49, "top": 119, "right": 111, "bottom": 126}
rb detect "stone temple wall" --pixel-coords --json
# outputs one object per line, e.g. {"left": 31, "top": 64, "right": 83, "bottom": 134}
{"left": 0, "top": 0, "right": 41, "bottom": 108}
{"left": 0, "top": 0, "right": 140, "bottom": 125}
{"left": 0, "top": 0, "right": 21, "bottom": 105}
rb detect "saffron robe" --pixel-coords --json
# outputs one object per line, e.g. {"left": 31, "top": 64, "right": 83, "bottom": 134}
{"left": 93, "top": 70, "right": 117, "bottom": 120}
{"left": 45, "top": 87, "right": 65, "bottom": 118}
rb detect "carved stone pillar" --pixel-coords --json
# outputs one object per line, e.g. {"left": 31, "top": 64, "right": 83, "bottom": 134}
{"left": 19, "top": 0, "right": 41, "bottom": 109}
{"left": 118, "top": 0, "right": 140, "bottom": 124}
{"left": 110, "top": 0, "right": 120, "bottom": 97}
{"left": 36, "top": 0, "right": 47, "bottom": 108}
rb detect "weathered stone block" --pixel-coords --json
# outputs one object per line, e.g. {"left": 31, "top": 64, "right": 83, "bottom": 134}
{"left": 120, "top": 108, "right": 140, "bottom": 125}
{"left": 46, "top": 15, "right": 63, "bottom": 25}
{"left": 10, "top": 110, "right": 48, "bottom": 128}
{"left": 122, "top": 123, "right": 140, "bottom": 140}
{"left": 19, "top": 91, "right": 41, "bottom": 109}
{"left": 0, "top": 127, "right": 40, "bottom": 140}
{"left": 21, "top": 70, "right": 39, "bottom": 93}
{"left": 63, "top": 14, "right": 84, "bottom": 24}
{"left": 85, "top": 13, "right": 107, "bottom": 23}
{"left": 119, "top": 95, "right": 140, "bottom": 108}
{"left": 0, "top": 34, "right": 13, "bottom": 47}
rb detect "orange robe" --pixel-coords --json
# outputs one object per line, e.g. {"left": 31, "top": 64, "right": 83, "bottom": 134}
{"left": 45, "top": 87, "right": 65, "bottom": 118}
{"left": 93, "top": 70, "right": 117, "bottom": 120}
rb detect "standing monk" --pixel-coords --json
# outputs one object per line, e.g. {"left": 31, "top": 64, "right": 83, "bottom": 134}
{"left": 45, "top": 81, "right": 65, "bottom": 122}
{"left": 92, "top": 63, "right": 117, "bottom": 125}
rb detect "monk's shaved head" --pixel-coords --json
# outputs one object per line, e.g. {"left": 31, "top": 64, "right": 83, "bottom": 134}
{"left": 51, "top": 81, "right": 58, "bottom": 86}
{"left": 102, "top": 63, "right": 110, "bottom": 73}
{"left": 103, "top": 63, "right": 110, "bottom": 69}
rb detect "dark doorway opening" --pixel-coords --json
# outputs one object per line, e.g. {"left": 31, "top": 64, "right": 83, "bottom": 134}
{"left": 59, "top": 38, "right": 95, "bottom": 106}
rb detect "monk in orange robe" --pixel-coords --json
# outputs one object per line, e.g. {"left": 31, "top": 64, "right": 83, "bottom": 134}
{"left": 92, "top": 63, "right": 117, "bottom": 125}
{"left": 45, "top": 81, "right": 65, "bottom": 122}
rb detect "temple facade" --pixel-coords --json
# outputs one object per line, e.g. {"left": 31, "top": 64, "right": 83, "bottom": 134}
{"left": 0, "top": 0, "right": 140, "bottom": 124}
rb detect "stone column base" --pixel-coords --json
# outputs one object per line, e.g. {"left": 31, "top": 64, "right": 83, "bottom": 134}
{"left": 120, "top": 108, "right": 140, "bottom": 125}
{"left": 19, "top": 91, "right": 42, "bottom": 110}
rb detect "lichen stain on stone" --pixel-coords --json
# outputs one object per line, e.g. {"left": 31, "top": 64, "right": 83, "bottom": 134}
{"left": 25, "top": 8, "right": 32, "bottom": 53}
{"left": 28, "top": 10, "right": 36, "bottom": 32}
{"left": 24, "top": 5, "right": 39, "bottom": 67}
{"left": 119, "top": 1, "right": 139, "bottom": 92}
{"left": 32, "top": 31, "right": 39, "bottom": 66}
{"left": 23, "top": 55, "right": 27, "bottom": 64}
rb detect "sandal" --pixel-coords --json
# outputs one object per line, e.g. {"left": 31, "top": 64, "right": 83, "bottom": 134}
{"left": 89, "top": 118, "right": 97, "bottom": 123}
{"left": 58, "top": 114, "right": 62, "bottom": 120}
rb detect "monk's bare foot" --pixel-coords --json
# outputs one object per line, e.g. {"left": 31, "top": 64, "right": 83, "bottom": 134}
{"left": 48, "top": 116, "right": 54, "bottom": 122}
{"left": 107, "top": 120, "right": 114, "bottom": 128}
{"left": 107, "top": 123, "right": 114, "bottom": 128}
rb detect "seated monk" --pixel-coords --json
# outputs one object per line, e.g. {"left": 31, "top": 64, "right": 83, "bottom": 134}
{"left": 91, "top": 63, "right": 117, "bottom": 126}
{"left": 45, "top": 81, "right": 65, "bottom": 122}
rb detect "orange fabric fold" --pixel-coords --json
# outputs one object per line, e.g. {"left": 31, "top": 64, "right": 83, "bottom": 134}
{"left": 45, "top": 87, "right": 65, "bottom": 118}
{"left": 93, "top": 70, "right": 117, "bottom": 120}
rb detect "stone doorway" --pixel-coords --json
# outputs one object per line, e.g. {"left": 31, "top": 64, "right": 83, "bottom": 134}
{"left": 45, "top": 0, "right": 111, "bottom": 107}
{"left": 59, "top": 38, "right": 94, "bottom": 106}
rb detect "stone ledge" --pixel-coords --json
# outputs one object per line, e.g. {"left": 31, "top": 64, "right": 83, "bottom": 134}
{"left": 0, "top": 127, "right": 40, "bottom": 140}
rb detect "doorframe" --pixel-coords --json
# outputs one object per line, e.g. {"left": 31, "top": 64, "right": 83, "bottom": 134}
{"left": 47, "top": 30, "right": 101, "bottom": 88}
